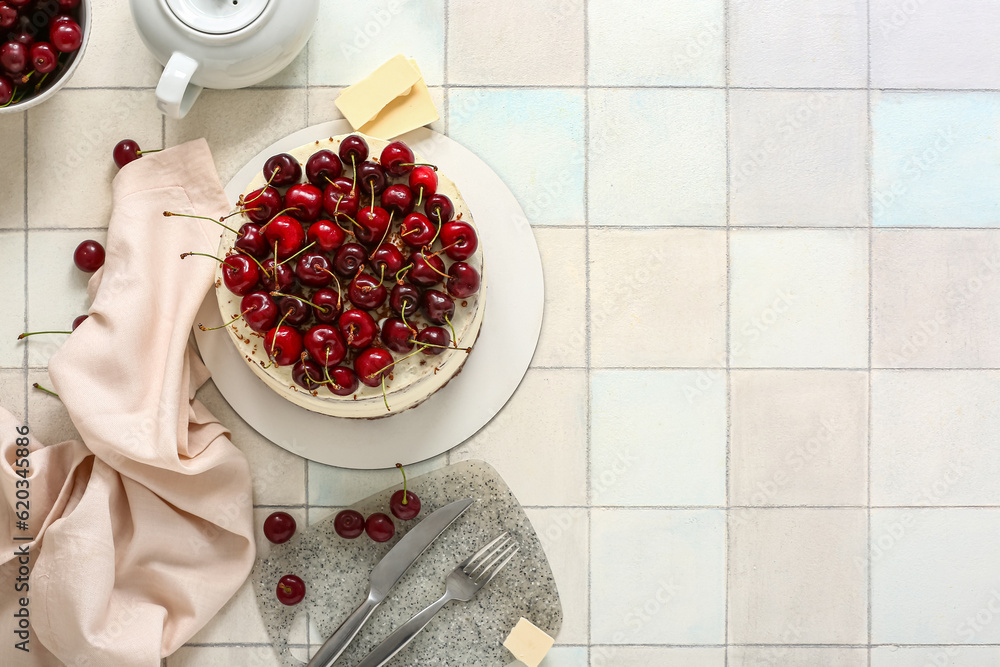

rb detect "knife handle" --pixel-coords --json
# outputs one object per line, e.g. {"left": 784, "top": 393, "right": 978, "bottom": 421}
{"left": 354, "top": 592, "right": 453, "bottom": 667}
{"left": 307, "top": 592, "right": 380, "bottom": 667}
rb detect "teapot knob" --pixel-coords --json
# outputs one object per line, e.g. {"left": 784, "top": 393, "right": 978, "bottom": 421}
{"left": 156, "top": 52, "right": 203, "bottom": 119}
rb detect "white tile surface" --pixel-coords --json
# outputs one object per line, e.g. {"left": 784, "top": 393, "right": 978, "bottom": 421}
{"left": 871, "top": 0, "right": 1000, "bottom": 89}
{"left": 0, "top": 114, "right": 24, "bottom": 230}
{"left": 730, "top": 370, "right": 869, "bottom": 506}
{"left": 0, "top": 232, "right": 25, "bottom": 368}
{"left": 871, "top": 646, "right": 1000, "bottom": 667}
{"left": 27, "top": 90, "right": 162, "bottom": 229}
{"left": 450, "top": 369, "right": 588, "bottom": 506}
{"left": 532, "top": 228, "right": 587, "bottom": 367}
{"left": 25, "top": 229, "right": 104, "bottom": 368}
{"left": 541, "top": 646, "right": 589, "bottom": 667}
{"left": 448, "top": 88, "right": 585, "bottom": 226}
{"left": 730, "top": 647, "right": 868, "bottom": 667}
{"left": 589, "top": 88, "right": 726, "bottom": 227}
{"left": 872, "top": 230, "right": 1000, "bottom": 367}
{"left": 65, "top": 0, "right": 162, "bottom": 88}
{"left": 307, "top": 454, "right": 447, "bottom": 507}
{"left": 729, "top": 0, "right": 868, "bottom": 87}
{"left": 26, "top": 368, "right": 80, "bottom": 445}
{"left": 588, "top": 0, "right": 725, "bottom": 86}
{"left": 728, "top": 509, "right": 868, "bottom": 644}
{"left": 592, "top": 646, "right": 726, "bottom": 667}
{"left": 872, "top": 371, "right": 1000, "bottom": 506}
{"left": 525, "top": 508, "right": 589, "bottom": 645}
{"left": 448, "top": 0, "right": 584, "bottom": 85}
{"left": 589, "top": 229, "right": 727, "bottom": 368}
{"left": 166, "top": 645, "right": 279, "bottom": 667}
{"left": 729, "top": 229, "right": 869, "bottom": 368}
{"left": 308, "top": 0, "right": 445, "bottom": 86}
{"left": 729, "top": 90, "right": 869, "bottom": 227}
{"left": 591, "top": 370, "right": 726, "bottom": 506}
{"left": 591, "top": 509, "right": 725, "bottom": 645}
{"left": 871, "top": 509, "right": 1000, "bottom": 643}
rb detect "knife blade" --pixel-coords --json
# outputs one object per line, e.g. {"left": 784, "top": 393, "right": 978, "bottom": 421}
{"left": 307, "top": 497, "right": 474, "bottom": 667}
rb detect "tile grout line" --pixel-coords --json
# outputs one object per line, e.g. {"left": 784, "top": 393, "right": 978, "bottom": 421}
{"left": 443, "top": 0, "right": 450, "bottom": 136}
{"left": 59, "top": 84, "right": 1000, "bottom": 93}
{"left": 23, "top": 109, "right": 28, "bottom": 422}
{"left": 583, "top": 0, "right": 592, "bottom": 661}
{"left": 866, "top": 0, "right": 874, "bottom": 662}
{"left": 723, "top": 0, "right": 732, "bottom": 662}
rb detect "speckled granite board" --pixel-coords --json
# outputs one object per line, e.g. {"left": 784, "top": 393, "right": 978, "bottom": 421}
{"left": 251, "top": 460, "right": 562, "bottom": 666}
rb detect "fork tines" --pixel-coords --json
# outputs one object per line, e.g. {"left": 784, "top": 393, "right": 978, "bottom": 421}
{"left": 463, "top": 532, "right": 520, "bottom": 583}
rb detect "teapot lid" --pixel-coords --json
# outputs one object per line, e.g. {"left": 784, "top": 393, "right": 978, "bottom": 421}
{"left": 165, "top": 0, "right": 269, "bottom": 35}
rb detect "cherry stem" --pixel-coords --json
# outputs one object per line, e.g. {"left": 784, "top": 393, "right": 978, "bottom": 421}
{"left": 258, "top": 207, "right": 300, "bottom": 233}
{"left": 428, "top": 240, "right": 460, "bottom": 258}
{"left": 401, "top": 308, "right": 416, "bottom": 332}
{"left": 32, "top": 383, "right": 59, "bottom": 398}
{"left": 400, "top": 227, "right": 418, "bottom": 237}
{"left": 199, "top": 307, "right": 254, "bottom": 331}
{"left": 425, "top": 259, "right": 450, "bottom": 279}
{"left": 276, "top": 241, "right": 316, "bottom": 266}
{"left": 351, "top": 156, "right": 357, "bottom": 193}
{"left": 428, "top": 210, "right": 443, "bottom": 246}
{"left": 269, "top": 291, "right": 330, "bottom": 314}
{"left": 137, "top": 149, "right": 163, "bottom": 156}
{"left": 396, "top": 463, "right": 408, "bottom": 502}
{"left": 416, "top": 189, "right": 424, "bottom": 208}
{"left": 382, "top": 374, "right": 390, "bottom": 412}
{"left": 408, "top": 339, "right": 472, "bottom": 352}
{"left": 316, "top": 267, "right": 344, "bottom": 308}
{"left": 370, "top": 345, "right": 427, "bottom": 378}
{"left": 444, "top": 314, "right": 458, "bottom": 346}
{"left": 370, "top": 180, "right": 375, "bottom": 214}
{"left": 400, "top": 162, "right": 438, "bottom": 170}
{"left": 396, "top": 264, "right": 412, "bottom": 284}
{"left": 242, "top": 171, "right": 279, "bottom": 205}
{"left": 17, "top": 330, "right": 70, "bottom": 339}
{"left": 235, "top": 247, "right": 271, "bottom": 276}
{"left": 269, "top": 311, "right": 290, "bottom": 361}
{"left": 375, "top": 264, "right": 386, "bottom": 288}
{"left": 163, "top": 210, "right": 239, "bottom": 235}
{"left": 180, "top": 251, "right": 237, "bottom": 271}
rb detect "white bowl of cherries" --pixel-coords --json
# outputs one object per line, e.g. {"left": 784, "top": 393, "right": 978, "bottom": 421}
{"left": 0, "top": 0, "right": 89, "bottom": 113}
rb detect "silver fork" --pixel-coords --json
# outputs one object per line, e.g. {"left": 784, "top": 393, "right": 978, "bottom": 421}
{"left": 353, "top": 533, "right": 520, "bottom": 667}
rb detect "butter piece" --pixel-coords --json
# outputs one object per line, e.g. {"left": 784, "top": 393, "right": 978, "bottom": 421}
{"left": 359, "top": 59, "right": 439, "bottom": 139}
{"left": 502, "top": 618, "right": 554, "bottom": 667}
{"left": 335, "top": 54, "right": 421, "bottom": 129}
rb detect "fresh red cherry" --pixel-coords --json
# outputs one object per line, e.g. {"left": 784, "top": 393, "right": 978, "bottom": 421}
{"left": 409, "top": 166, "right": 438, "bottom": 200}
{"left": 243, "top": 186, "right": 281, "bottom": 224}
{"left": 333, "top": 242, "right": 366, "bottom": 277}
{"left": 348, "top": 272, "right": 387, "bottom": 310}
{"left": 112, "top": 139, "right": 142, "bottom": 168}
{"left": 50, "top": 13, "right": 74, "bottom": 25}
{"left": 416, "top": 326, "right": 450, "bottom": 355}
{"left": 365, "top": 513, "right": 395, "bottom": 542}
{"left": 304, "top": 324, "right": 347, "bottom": 368}
{"left": 370, "top": 243, "right": 404, "bottom": 279}
{"left": 72, "top": 314, "right": 88, "bottom": 330}
{"left": 263, "top": 153, "right": 301, "bottom": 187}
{"left": 408, "top": 252, "right": 446, "bottom": 287}
{"left": 276, "top": 293, "right": 311, "bottom": 327}
{"left": 235, "top": 223, "right": 269, "bottom": 259}
{"left": 338, "top": 309, "right": 378, "bottom": 349}
{"left": 380, "top": 141, "right": 415, "bottom": 177}
{"left": 390, "top": 489, "right": 421, "bottom": 520}
{"left": 295, "top": 252, "right": 333, "bottom": 288}
{"left": 399, "top": 213, "right": 435, "bottom": 249}
{"left": 381, "top": 184, "right": 415, "bottom": 217}
{"left": 49, "top": 19, "right": 82, "bottom": 53}
{"left": 276, "top": 574, "right": 305, "bottom": 605}
{"left": 389, "top": 283, "right": 420, "bottom": 318}
{"left": 307, "top": 219, "right": 347, "bottom": 253}
{"left": 29, "top": 42, "right": 57, "bottom": 74}
{"left": 0, "top": 4, "right": 17, "bottom": 30}
{"left": 240, "top": 291, "right": 278, "bottom": 332}
{"left": 264, "top": 325, "right": 303, "bottom": 366}
{"left": 74, "top": 240, "right": 105, "bottom": 272}
{"left": 260, "top": 258, "right": 295, "bottom": 292}
{"left": 263, "top": 511, "right": 296, "bottom": 544}
{"left": 56, "top": 0, "right": 80, "bottom": 8}
{"left": 322, "top": 177, "right": 361, "bottom": 221}
{"left": 440, "top": 221, "right": 478, "bottom": 260}
{"left": 263, "top": 215, "right": 305, "bottom": 259}
{"left": 355, "top": 348, "right": 394, "bottom": 388}
{"left": 7, "top": 0, "right": 28, "bottom": 7}
{"left": 356, "top": 161, "right": 388, "bottom": 197}
{"left": 339, "top": 134, "right": 369, "bottom": 166}
{"left": 421, "top": 289, "right": 455, "bottom": 325}
{"left": 425, "top": 194, "right": 454, "bottom": 226}
{"left": 334, "top": 509, "right": 365, "bottom": 539}
{"left": 381, "top": 318, "right": 415, "bottom": 354}
{"left": 326, "top": 366, "right": 359, "bottom": 396}
{"left": 312, "top": 288, "right": 343, "bottom": 323}
{"left": 0, "top": 75, "right": 12, "bottom": 106}
{"left": 355, "top": 206, "right": 390, "bottom": 245}
{"left": 0, "top": 41, "right": 27, "bottom": 74}
{"left": 293, "top": 357, "right": 324, "bottom": 391}
{"left": 306, "top": 149, "right": 342, "bottom": 187}
{"left": 447, "top": 262, "right": 480, "bottom": 298}
{"left": 284, "top": 183, "right": 323, "bottom": 222}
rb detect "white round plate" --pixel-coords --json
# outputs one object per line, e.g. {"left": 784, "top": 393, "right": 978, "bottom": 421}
{"left": 193, "top": 121, "right": 543, "bottom": 469}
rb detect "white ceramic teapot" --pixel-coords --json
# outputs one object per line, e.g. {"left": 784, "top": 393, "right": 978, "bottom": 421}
{"left": 130, "top": 0, "right": 319, "bottom": 119}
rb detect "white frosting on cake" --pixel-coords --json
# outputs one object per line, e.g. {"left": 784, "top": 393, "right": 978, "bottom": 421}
{"left": 214, "top": 134, "right": 485, "bottom": 419}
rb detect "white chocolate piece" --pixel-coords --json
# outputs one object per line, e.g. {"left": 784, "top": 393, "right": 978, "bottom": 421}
{"left": 502, "top": 618, "right": 554, "bottom": 667}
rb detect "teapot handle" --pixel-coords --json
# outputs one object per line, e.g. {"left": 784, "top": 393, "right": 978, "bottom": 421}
{"left": 156, "top": 52, "right": 203, "bottom": 119}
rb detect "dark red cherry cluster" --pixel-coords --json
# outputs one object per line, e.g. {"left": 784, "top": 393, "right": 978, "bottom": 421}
{"left": 203, "top": 135, "right": 481, "bottom": 405}
{"left": 335, "top": 463, "right": 422, "bottom": 543}
{"left": 0, "top": 0, "right": 84, "bottom": 108}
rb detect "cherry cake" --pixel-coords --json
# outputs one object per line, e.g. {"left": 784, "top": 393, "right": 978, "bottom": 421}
{"left": 213, "top": 133, "right": 485, "bottom": 419}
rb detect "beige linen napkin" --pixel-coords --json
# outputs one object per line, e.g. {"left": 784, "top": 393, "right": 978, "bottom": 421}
{"left": 0, "top": 139, "right": 256, "bottom": 666}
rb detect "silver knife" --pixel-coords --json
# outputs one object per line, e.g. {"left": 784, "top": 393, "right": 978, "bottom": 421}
{"left": 307, "top": 497, "right": 474, "bottom": 667}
